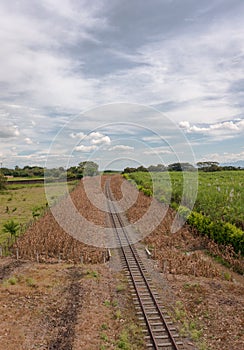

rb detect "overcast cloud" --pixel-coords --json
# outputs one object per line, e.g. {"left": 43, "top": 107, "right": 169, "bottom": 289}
{"left": 0, "top": 0, "right": 243, "bottom": 168}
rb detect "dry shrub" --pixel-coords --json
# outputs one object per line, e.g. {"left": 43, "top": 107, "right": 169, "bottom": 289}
{"left": 207, "top": 240, "right": 244, "bottom": 274}
{"left": 14, "top": 179, "right": 107, "bottom": 264}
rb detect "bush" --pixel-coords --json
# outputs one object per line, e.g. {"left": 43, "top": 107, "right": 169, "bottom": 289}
{"left": 186, "top": 211, "right": 244, "bottom": 255}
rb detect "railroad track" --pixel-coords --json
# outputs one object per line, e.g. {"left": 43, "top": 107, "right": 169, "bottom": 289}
{"left": 105, "top": 180, "right": 184, "bottom": 350}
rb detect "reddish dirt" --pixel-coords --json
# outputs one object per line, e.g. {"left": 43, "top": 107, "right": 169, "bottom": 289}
{"left": 0, "top": 261, "right": 143, "bottom": 350}
{"left": 110, "top": 174, "right": 244, "bottom": 350}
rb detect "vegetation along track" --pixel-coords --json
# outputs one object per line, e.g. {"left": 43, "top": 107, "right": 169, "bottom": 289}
{"left": 105, "top": 180, "right": 184, "bottom": 350}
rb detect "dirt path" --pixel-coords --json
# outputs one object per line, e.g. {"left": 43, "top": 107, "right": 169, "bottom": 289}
{"left": 47, "top": 267, "right": 83, "bottom": 350}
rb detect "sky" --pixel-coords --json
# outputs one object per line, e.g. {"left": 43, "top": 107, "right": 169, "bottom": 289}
{"left": 0, "top": 0, "right": 243, "bottom": 169}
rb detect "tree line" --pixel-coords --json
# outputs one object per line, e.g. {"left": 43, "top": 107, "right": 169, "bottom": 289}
{"left": 0, "top": 161, "right": 99, "bottom": 190}
{"left": 123, "top": 161, "right": 243, "bottom": 173}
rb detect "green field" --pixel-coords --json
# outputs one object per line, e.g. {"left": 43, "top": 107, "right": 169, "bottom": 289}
{"left": 0, "top": 181, "right": 78, "bottom": 245}
{"left": 125, "top": 171, "right": 244, "bottom": 229}
{"left": 124, "top": 171, "right": 244, "bottom": 254}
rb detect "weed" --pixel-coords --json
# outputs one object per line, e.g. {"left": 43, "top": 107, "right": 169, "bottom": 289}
{"left": 183, "top": 282, "right": 201, "bottom": 291}
{"left": 191, "top": 328, "right": 202, "bottom": 341}
{"left": 86, "top": 270, "right": 99, "bottom": 278}
{"left": 103, "top": 300, "right": 111, "bottom": 307}
{"left": 100, "top": 333, "right": 109, "bottom": 342}
{"left": 26, "top": 277, "right": 37, "bottom": 288}
{"left": 223, "top": 271, "right": 232, "bottom": 281}
{"left": 111, "top": 299, "right": 118, "bottom": 307}
{"left": 101, "top": 323, "right": 108, "bottom": 330}
{"left": 116, "top": 284, "right": 126, "bottom": 292}
{"left": 4, "top": 276, "right": 18, "bottom": 285}
{"left": 116, "top": 330, "right": 130, "bottom": 349}
{"left": 174, "top": 301, "right": 186, "bottom": 320}
{"left": 114, "top": 310, "right": 122, "bottom": 320}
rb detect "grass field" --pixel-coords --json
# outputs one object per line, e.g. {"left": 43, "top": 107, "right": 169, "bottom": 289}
{"left": 0, "top": 181, "right": 78, "bottom": 245}
{"left": 125, "top": 171, "right": 244, "bottom": 230}
{"left": 6, "top": 177, "right": 44, "bottom": 181}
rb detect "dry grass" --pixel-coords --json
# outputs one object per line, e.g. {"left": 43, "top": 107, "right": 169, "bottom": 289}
{"left": 14, "top": 179, "right": 107, "bottom": 263}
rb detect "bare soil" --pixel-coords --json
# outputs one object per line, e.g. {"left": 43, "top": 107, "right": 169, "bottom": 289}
{"left": 0, "top": 261, "right": 143, "bottom": 350}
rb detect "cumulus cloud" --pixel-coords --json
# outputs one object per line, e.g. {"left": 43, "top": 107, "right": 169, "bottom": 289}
{"left": 201, "top": 151, "right": 244, "bottom": 163}
{"left": 89, "top": 132, "right": 111, "bottom": 145}
{"left": 74, "top": 132, "right": 111, "bottom": 152}
{"left": 0, "top": 1, "right": 243, "bottom": 167}
{"left": 74, "top": 145, "right": 97, "bottom": 152}
{"left": 108, "top": 145, "right": 134, "bottom": 151}
{"left": 179, "top": 119, "right": 244, "bottom": 140}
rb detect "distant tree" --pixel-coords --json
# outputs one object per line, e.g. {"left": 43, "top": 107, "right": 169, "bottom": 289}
{"left": 197, "top": 161, "right": 221, "bottom": 172}
{"left": 79, "top": 161, "right": 99, "bottom": 176}
{"left": 148, "top": 164, "right": 167, "bottom": 172}
{"left": 168, "top": 162, "right": 196, "bottom": 171}
{"left": 122, "top": 167, "right": 137, "bottom": 174}
{"left": 0, "top": 173, "right": 7, "bottom": 190}
{"left": 221, "top": 165, "right": 238, "bottom": 171}
{"left": 136, "top": 165, "right": 148, "bottom": 172}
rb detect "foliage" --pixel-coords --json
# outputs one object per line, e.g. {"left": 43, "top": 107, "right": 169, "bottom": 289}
{"left": 125, "top": 171, "right": 244, "bottom": 253}
{"left": 79, "top": 161, "right": 99, "bottom": 176}
{"left": 2, "top": 220, "right": 20, "bottom": 238}
{"left": 1, "top": 161, "right": 100, "bottom": 180}
{"left": 187, "top": 211, "right": 244, "bottom": 254}
{"left": 0, "top": 173, "right": 7, "bottom": 190}
{"left": 148, "top": 164, "right": 167, "bottom": 172}
{"left": 168, "top": 162, "right": 196, "bottom": 172}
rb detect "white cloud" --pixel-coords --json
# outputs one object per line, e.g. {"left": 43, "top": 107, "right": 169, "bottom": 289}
{"left": 0, "top": 1, "right": 243, "bottom": 167}
{"left": 90, "top": 133, "right": 111, "bottom": 145}
{"left": 144, "top": 147, "right": 173, "bottom": 155}
{"left": 108, "top": 145, "right": 134, "bottom": 151}
{"left": 179, "top": 119, "right": 244, "bottom": 140}
{"left": 201, "top": 151, "right": 244, "bottom": 163}
{"left": 74, "top": 145, "right": 97, "bottom": 152}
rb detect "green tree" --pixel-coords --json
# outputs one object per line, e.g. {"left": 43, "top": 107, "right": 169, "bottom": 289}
{"left": 79, "top": 161, "right": 99, "bottom": 176}
{"left": 0, "top": 173, "right": 7, "bottom": 190}
{"left": 148, "top": 164, "right": 167, "bottom": 172}
{"left": 168, "top": 162, "right": 196, "bottom": 171}
{"left": 3, "top": 220, "right": 20, "bottom": 239}
{"left": 197, "top": 161, "right": 220, "bottom": 172}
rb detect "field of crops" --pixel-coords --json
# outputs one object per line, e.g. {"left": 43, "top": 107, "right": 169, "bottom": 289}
{"left": 125, "top": 171, "right": 244, "bottom": 229}
{"left": 125, "top": 171, "right": 244, "bottom": 254}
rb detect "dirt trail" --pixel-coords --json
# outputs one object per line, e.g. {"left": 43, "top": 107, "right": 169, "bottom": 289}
{"left": 47, "top": 267, "right": 83, "bottom": 350}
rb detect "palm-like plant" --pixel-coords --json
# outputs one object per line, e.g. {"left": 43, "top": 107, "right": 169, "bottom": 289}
{"left": 3, "top": 220, "right": 19, "bottom": 239}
